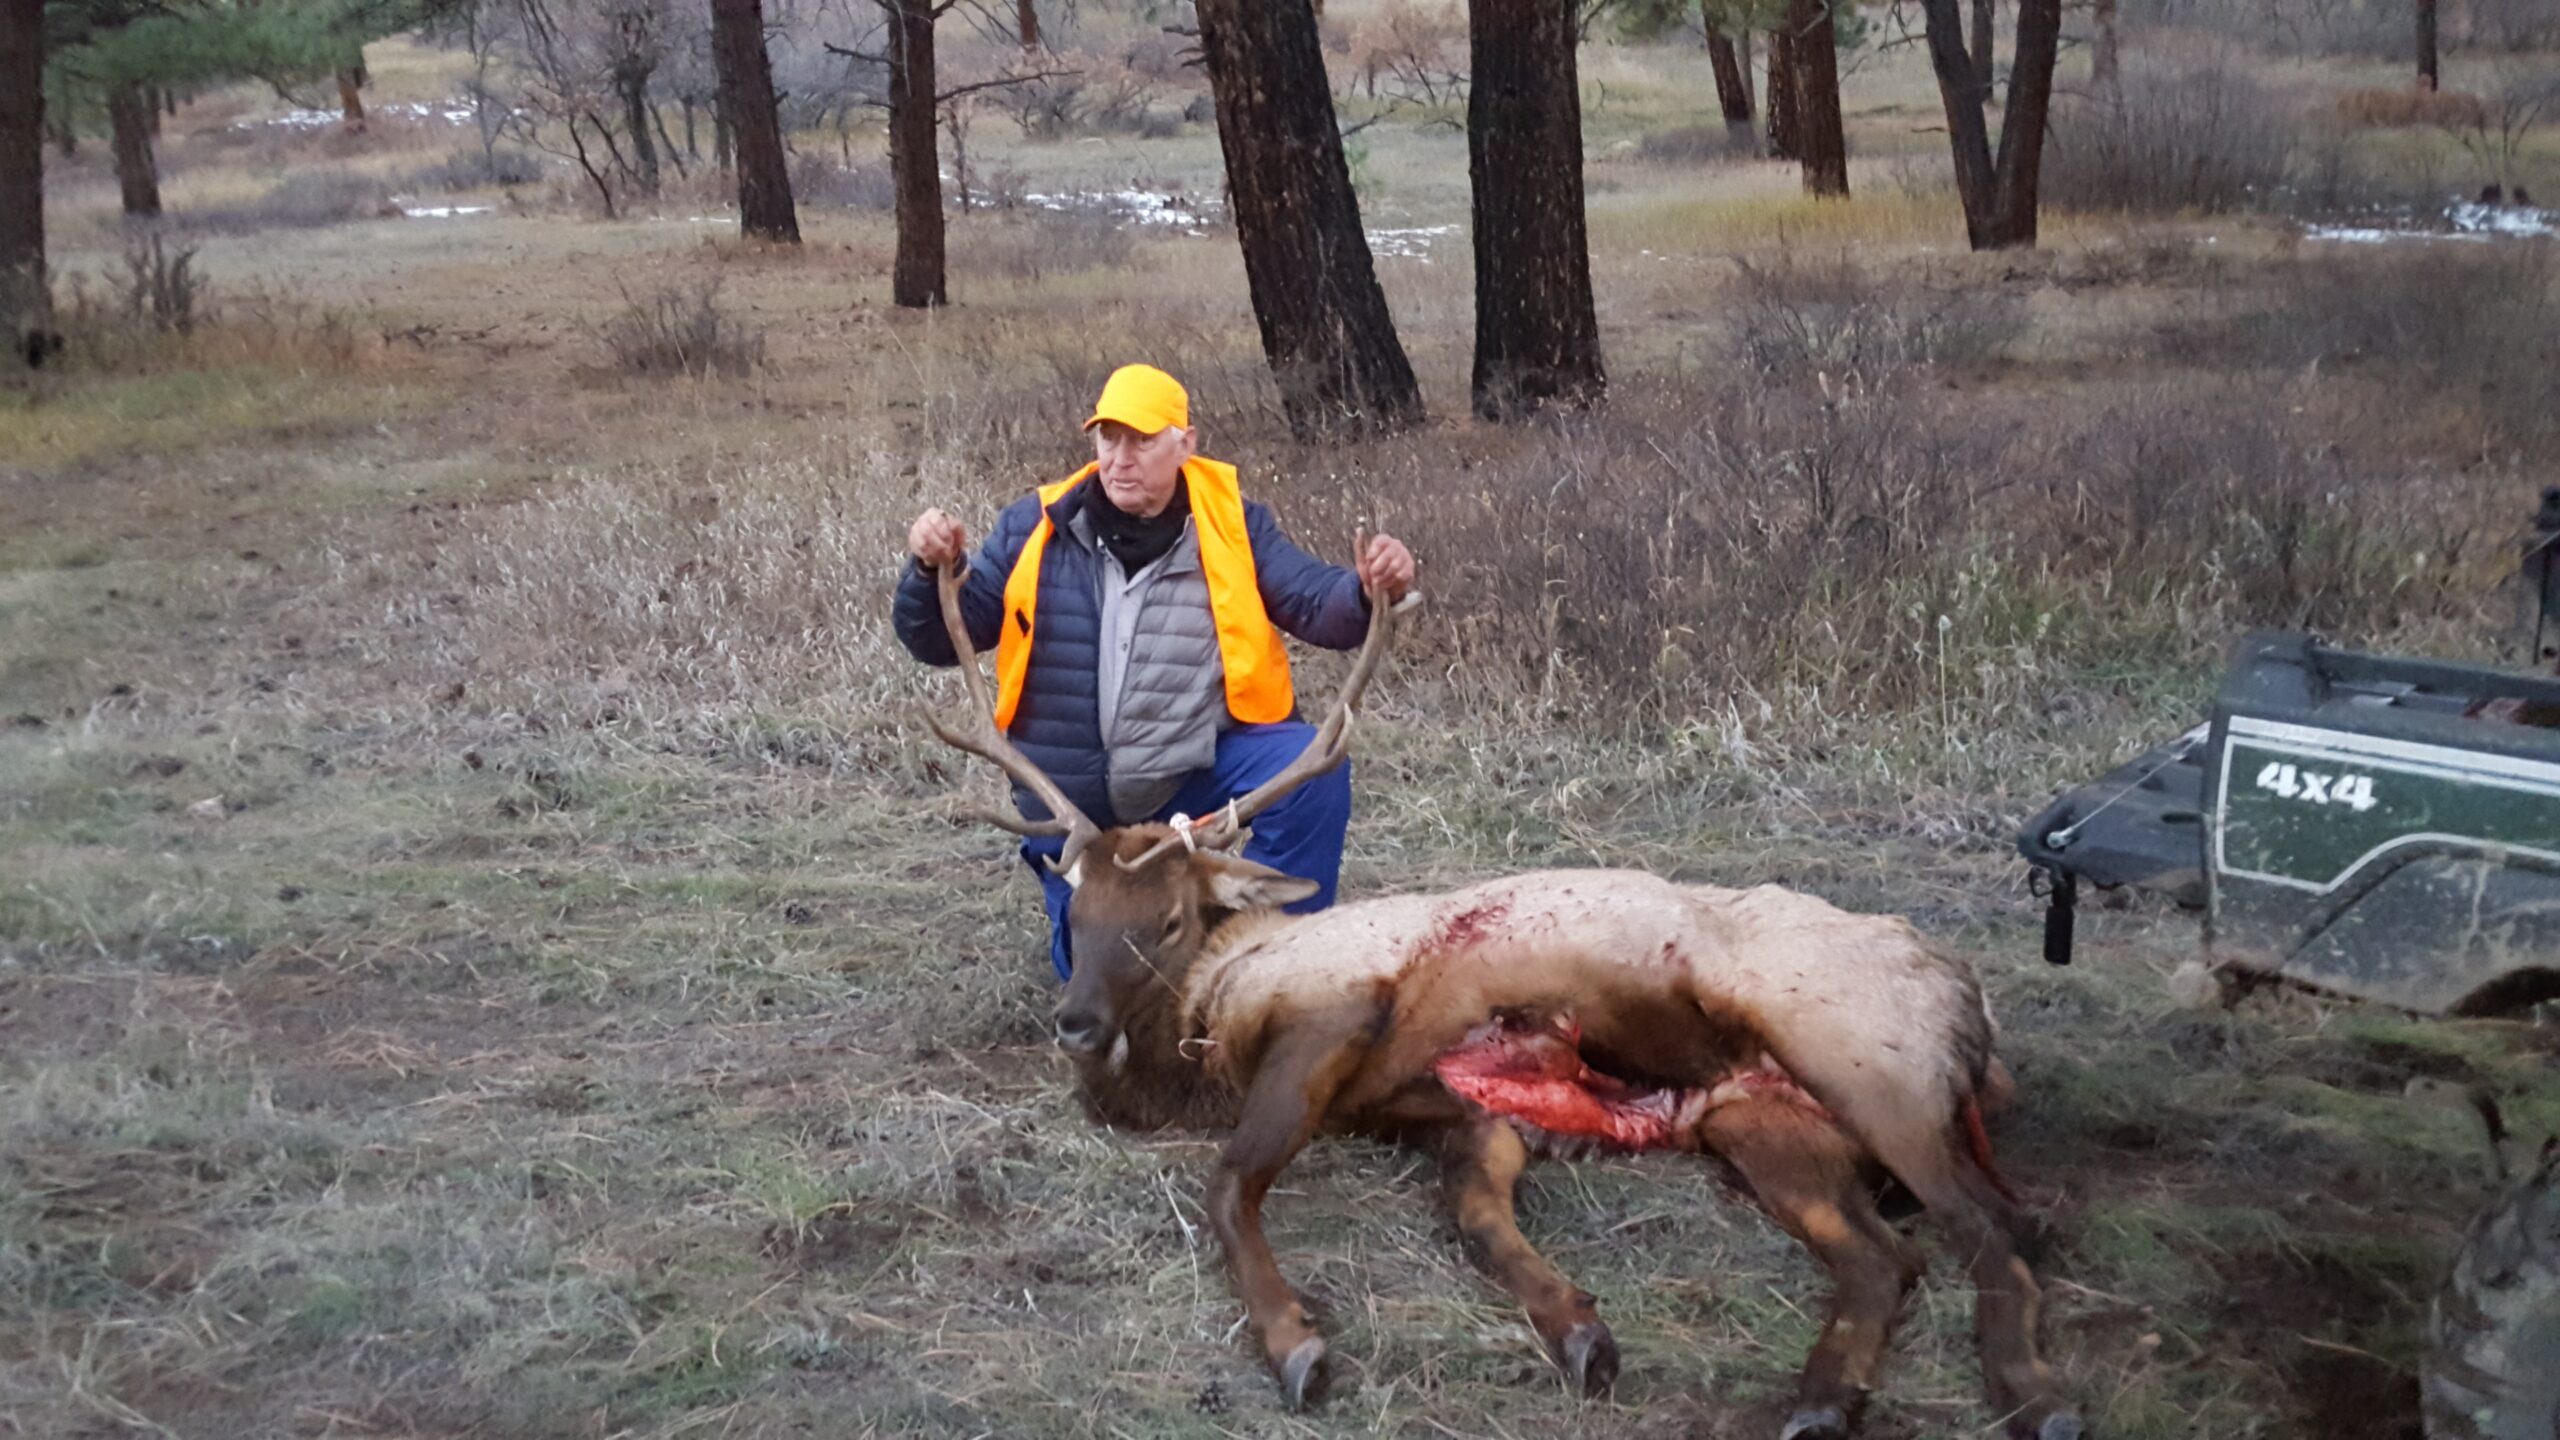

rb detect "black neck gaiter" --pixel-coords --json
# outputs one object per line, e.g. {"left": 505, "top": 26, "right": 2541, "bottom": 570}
{"left": 1083, "top": 474, "right": 1192, "bottom": 573}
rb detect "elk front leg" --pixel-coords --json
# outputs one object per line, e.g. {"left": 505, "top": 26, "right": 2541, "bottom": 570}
{"left": 1697, "top": 1098, "right": 1921, "bottom": 1440}
{"left": 1203, "top": 1000, "right": 1383, "bottom": 1411}
{"left": 1438, "top": 1116, "right": 1618, "bottom": 1396}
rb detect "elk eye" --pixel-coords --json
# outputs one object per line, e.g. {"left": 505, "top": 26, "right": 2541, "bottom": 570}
{"left": 1161, "top": 912, "right": 1184, "bottom": 942}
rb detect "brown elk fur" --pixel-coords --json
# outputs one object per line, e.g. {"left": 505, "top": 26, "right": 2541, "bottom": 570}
{"left": 1048, "top": 826, "right": 2080, "bottom": 1440}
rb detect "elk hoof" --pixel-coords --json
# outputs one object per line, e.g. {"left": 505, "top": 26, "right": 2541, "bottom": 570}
{"left": 1559, "top": 1320, "right": 1618, "bottom": 1398}
{"left": 1278, "top": 1335, "right": 1331, "bottom": 1411}
{"left": 2032, "top": 1412, "right": 2086, "bottom": 1440}
{"left": 1779, "top": 1404, "right": 1851, "bottom": 1440}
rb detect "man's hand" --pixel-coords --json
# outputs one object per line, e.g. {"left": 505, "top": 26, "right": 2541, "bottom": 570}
{"left": 908, "top": 507, "right": 968, "bottom": 570}
{"left": 1357, "top": 533, "right": 1416, "bottom": 605}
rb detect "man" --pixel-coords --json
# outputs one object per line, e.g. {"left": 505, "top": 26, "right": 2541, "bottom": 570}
{"left": 893, "top": 363, "right": 1417, "bottom": 980}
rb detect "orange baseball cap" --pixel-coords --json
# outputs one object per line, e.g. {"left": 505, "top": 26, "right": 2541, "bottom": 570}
{"left": 1082, "top": 364, "right": 1190, "bottom": 434}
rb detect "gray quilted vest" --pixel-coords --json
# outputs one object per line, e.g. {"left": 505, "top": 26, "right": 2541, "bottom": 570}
{"left": 1069, "top": 508, "right": 1229, "bottom": 820}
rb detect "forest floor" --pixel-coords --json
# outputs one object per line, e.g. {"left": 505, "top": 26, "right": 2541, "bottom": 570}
{"left": 7, "top": 11, "right": 2560, "bottom": 1439}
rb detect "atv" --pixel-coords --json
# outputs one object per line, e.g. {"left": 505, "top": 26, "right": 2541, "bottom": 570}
{"left": 2016, "top": 491, "right": 2560, "bottom": 1440}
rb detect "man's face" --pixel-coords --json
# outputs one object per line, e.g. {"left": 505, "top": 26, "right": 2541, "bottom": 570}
{"left": 1090, "top": 420, "right": 1194, "bottom": 518}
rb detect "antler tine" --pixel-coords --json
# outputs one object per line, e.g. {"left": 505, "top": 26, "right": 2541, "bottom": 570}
{"left": 925, "top": 563, "right": 1102, "bottom": 874}
{"left": 1120, "top": 580, "right": 1420, "bottom": 872}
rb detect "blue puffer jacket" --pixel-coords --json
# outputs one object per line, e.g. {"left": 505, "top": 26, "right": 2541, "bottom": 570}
{"left": 893, "top": 478, "right": 1371, "bottom": 827}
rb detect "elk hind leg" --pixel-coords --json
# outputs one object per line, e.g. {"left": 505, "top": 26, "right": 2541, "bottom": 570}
{"left": 1204, "top": 999, "right": 1383, "bottom": 1411}
{"left": 1439, "top": 1116, "right": 1617, "bottom": 1397}
{"left": 1699, "top": 1098, "right": 1920, "bottom": 1439}
{"left": 1864, "top": 1107, "right": 2081, "bottom": 1440}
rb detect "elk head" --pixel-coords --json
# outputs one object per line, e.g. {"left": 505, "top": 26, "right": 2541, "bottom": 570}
{"left": 920, "top": 560, "right": 1411, "bottom": 1102}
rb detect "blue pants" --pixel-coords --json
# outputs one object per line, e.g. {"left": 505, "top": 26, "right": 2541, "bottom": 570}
{"left": 1020, "top": 721, "right": 1350, "bottom": 980}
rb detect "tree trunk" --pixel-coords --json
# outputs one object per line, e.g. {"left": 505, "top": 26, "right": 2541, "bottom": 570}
{"left": 336, "top": 62, "right": 367, "bottom": 129}
{"left": 2416, "top": 0, "right": 2440, "bottom": 91}
{"left": 1766, "top": 22, "right": 1799, "bottom": 159}
{"left": 1, "top": 0, "right": 44, "bottom": 334}
{"left": 1195, "top": 0, "right": 1421, "bottom": 437}
{"left": 1018, "top": 0, "right": 1039, "bottom": 49}
{"left": 681, "top": 96, "right": 698, "bottom": 159}
{"left": 617, "top": 68, "right": 662, "bottom": 197}
{"left": 107, "top": 84, "right": 160, "bottom": 218}
{"left": 1706, "top": 23, "right": 1754, "bottom": 133}
{"left": 1789, "top": 0, "right": 1847, "bottom": 196}
{"left": 886, "top": 0, "right": 945, "bottom": 306}
{"left": 712, "top": 0, "right": 800, "bottom": 244}
{"left": 2091, "top": 0, "right": 2118, "bottom": 89}
{"left": 713, "top": 97, "right": 734, "bottom": 171}
{"left": 1921, "top": 0, "right": 2060, "bottom": 249}
{"left": 1970, "top": 0, "right": 1995, "bottom": 96}
{"left": 1468, "top": 0, "right": 1603, "bottom": 420}
{"left": 1988, "top": 0, "right": 2060, "bottom": 242}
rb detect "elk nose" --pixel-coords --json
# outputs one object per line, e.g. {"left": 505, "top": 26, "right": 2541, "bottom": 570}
{"left": 1054, "top": 1010, "right": 1107, "bottom": 1055}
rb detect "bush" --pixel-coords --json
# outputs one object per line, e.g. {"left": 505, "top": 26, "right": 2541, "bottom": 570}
{"left": 963, "top": 214, "right": 1138, "bottom": 282}
{"left": 1635, "top": 122, "right": 1758, "bottom": 165}
{"left": 1727, "top": 255, "right": 2025, "bottom": 379}
{"left": 2180, "top": 246, "right": 2560, "bottom": 447}
{"left": 593, "top": 282, "right": 765, "bottom": 379}
{"left": 787, "top": 155, "right": 894, "bottom": 211}
{"left": 994, "top": 58, "right": 1165, "bottom": 140}
{"left": 2044, "top": 57, "right": 2293, "bottom": 215}
{"left": 118, "top": 235, "right": 204, "bottom": 335}
{"left": 248, "top": 168, "right": 399, "bottom": 227}
{"left": 1248, "top": 365, "right": 2469, "bottom": 734}
{"left": 405, "top": 145, "right": 546, "bottom": 192}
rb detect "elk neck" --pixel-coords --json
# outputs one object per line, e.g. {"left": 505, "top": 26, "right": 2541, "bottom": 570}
{"left": 1072, "top": 903, "right": 1297, "bottom": 1133}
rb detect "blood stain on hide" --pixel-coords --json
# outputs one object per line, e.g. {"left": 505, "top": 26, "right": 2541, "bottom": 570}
{"left": 1430, "top": 899, "right": 1513, "bottom": 952}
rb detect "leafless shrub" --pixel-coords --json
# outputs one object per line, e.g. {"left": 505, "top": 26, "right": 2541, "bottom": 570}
{"left": 174, "top": 169, "right": 398, "bottom": 235}
{"left": 1727, "top": 255, "right": 2025, "bottom": 379}
{"left": 992, "top": 56, "right": 1163, "bottom": 139}
{"left": 2337, "top": 86, "right": 2489, "bottom": 129}
{"left": 787, "top": 154, "right": 895, "bottom": 210}
{"left": 2161, "top": 245, "right": 2559, "bottom": 449}
{"left": 593, "top": 281, "right": 764, "bottom": 378}
{"left": 404, "top": 145, "right": 548, "bottom": 191}
{"left": 2045, "top": 56, "right": 2293, "bottom": 215}
{"left": 2471, "top": 0, "right": 2560, "bottom": 50}
{"left": 119, "top": 236, "right": 204, "bottom": 335}
{"left": 961, "top": 214, "right": 1137, "bottom": 282}
{"left": 2438, "top": 65, "right": 2560, "bottom": 195}
{"left": 1634, "top": 122, "right": 1758, "bottom": 164}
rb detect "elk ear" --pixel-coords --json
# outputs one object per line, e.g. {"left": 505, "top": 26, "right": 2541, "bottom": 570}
{"left": 1197, "top": 853, "right": 1320, "bottom": 913}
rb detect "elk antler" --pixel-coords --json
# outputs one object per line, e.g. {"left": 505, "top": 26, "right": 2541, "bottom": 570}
{"left": 923, "top": 562, "right": 1103, "bottom": 875}
{"left": 1119, "top": 578, "right": 1421, "bottom": 873}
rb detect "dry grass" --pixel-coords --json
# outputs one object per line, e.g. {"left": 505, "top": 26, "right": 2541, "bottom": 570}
{"left": 9, "top": 19, "right": 2560, "bottom": 1440}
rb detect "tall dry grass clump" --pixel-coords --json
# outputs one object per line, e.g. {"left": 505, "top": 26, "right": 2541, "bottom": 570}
{"left": 593, "top": 282, "right": 766, "bottom": 379}
{"left": 2044, "top": 56, "right": 2294, "bottom": 215}
{"left": 328, "top": 454, "right": 924, "bottom": 743}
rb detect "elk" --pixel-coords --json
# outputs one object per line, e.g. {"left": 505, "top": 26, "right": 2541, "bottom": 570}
{"left": 919, "top": 563, "right": 2081, "bottom": 1440}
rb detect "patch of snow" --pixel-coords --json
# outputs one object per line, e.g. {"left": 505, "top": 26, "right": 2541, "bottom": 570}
{"left": 400, "top": 203, "right": 492, "bottom": 220}
{"left": 1022, "top": 187, "right": 1220, "bottom": 227}
{"left": 234, "top": 99, "right": 486, "bottom": 131}
{"left": 1366, "top": 223, "right": 1458, "bottom": 259}
{"left": 2305, "top": 200, "right": 2554, "bottom": 244}
{"left": 2449, "top": 201, "right": 2557, "bottom": 238}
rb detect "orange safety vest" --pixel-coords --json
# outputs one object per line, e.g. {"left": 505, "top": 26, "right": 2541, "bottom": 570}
{"left": 993, "top": 457, "right": 1294, "bottom": 732}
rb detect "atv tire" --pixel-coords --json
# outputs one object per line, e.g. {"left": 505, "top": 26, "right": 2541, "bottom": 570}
{"left": 2425, "top": 1146, "right": 2560, "bottom": 1440}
